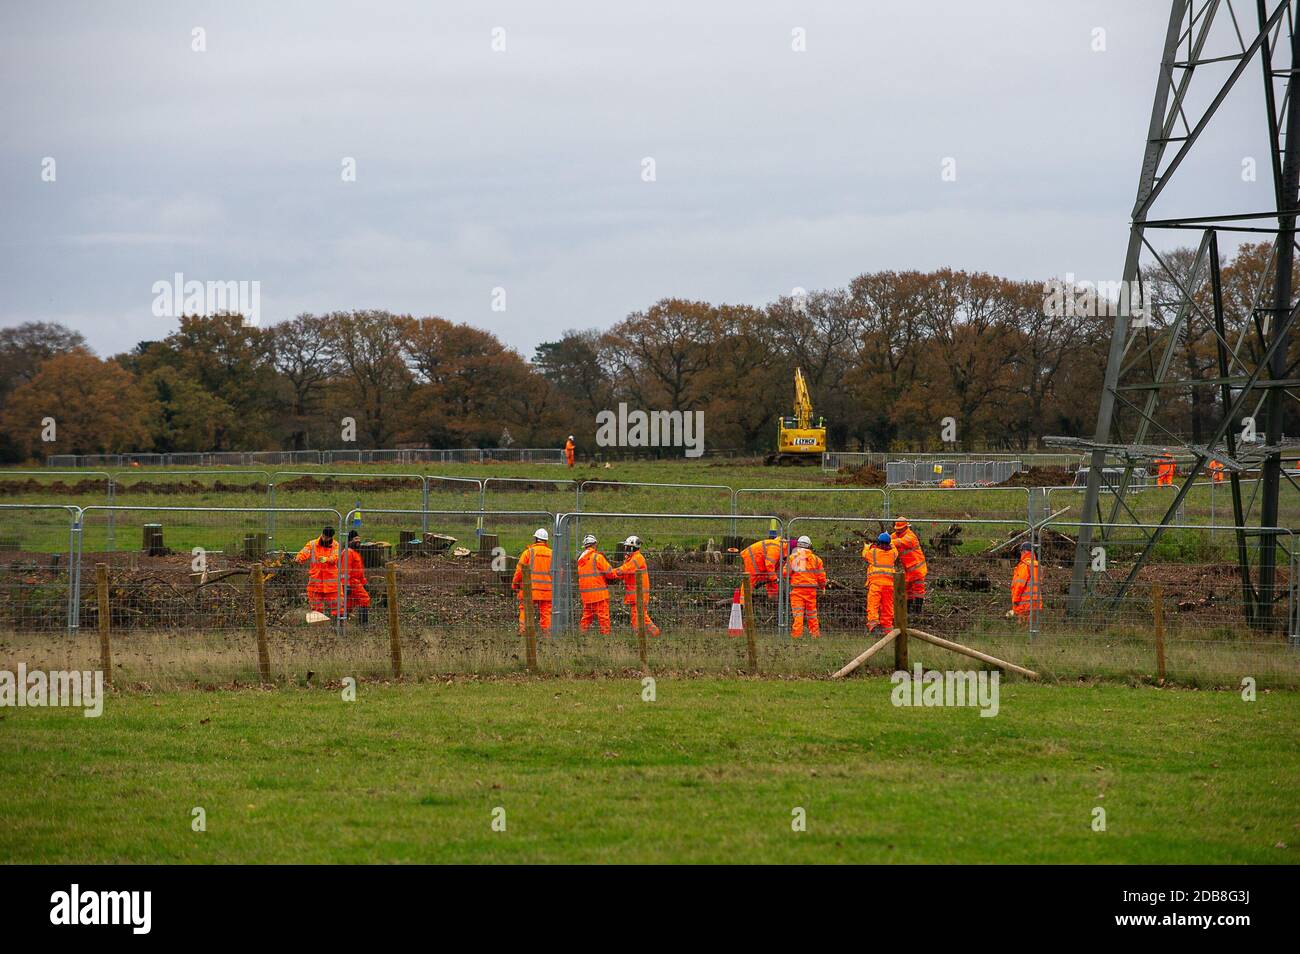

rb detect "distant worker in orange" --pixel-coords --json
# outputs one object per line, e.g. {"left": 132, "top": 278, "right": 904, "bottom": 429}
{"left": 890, "top": 517, "right": 928, "bottom": 615}
{"left": 576, "top": 533, "right": 619, "bottom": 635}
{"left": 343, "top": 530, "right": 371, "bottom": 624}
{"left": 295, "top": 525, "right": 340, "bottom": 617}
{"left": 785, "top": 535, "right": 827, "bottom": 638}
{"left": 615, "top": 535, "right": 661, "bottom": 637}
{"left": 863, "top": 531, "right": 898, "bottom": 636}
{"left": 565, "top": 435, "right": 576, "bottom": 467}
{"left": 512, "top": 528, "right": 554, "bottom": 635}
{"left": 1155, "top": 450, "right": 1176, "bottom": 487}
{"left": 1008, "top": 541, "right": 1042, "bottom": 622}
{"left": 740, "top": 528, "right": 788, "bottom": 598}
{"left": 1208, "top": 458, "right": 1225, "bottom": 483}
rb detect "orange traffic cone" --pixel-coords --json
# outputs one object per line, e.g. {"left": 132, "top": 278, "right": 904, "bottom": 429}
{"left": 728, "top": 587, "right": 745, "bottom": 637}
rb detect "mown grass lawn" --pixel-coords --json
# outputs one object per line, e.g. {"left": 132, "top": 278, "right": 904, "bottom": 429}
{"left": 1, "top": 677, "right": 1296, "bottom": 864}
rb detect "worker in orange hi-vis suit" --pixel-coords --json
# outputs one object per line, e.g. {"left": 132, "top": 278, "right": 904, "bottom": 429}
{"left": 784, "top": 535, "right": 827, "bottom": 638}
{"left": 295, "top": 525, "right": 341, "bottom": 616}
{"left": 1208, "top": 458, "right": 1225, "bottom": 483}
{"left": 511, "top": 528, "right": 554, "bottom": 635}
{"left": 564, "top": 435, "right": 576, "bottom": 467}
{"left": 1155, "top": 450, "right": 1176, "bottom": 486}
{"left": 576, "top": 533, "right": 618, "bottom": 635}
{"left": 740, "top": 529, "right": 788, "bottom": 598}
{"left": 342, "top": 530, "right": 371, "bottom": 624}
{"left": 1008, "top": 541, "right": 1043, "bottom": 621}
{"left": 615, "top": 535, "right": 661, "bottom": 637}
{"left": 890, "top": 517, "right": 928, "bottom": 616}
{"left": 862, "top": 531, "right": 898, "bottom": 636}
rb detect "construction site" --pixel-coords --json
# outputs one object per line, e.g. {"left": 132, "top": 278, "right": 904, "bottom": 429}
{"left": 1, "top": 1, "right": 1298, "bottom": 882}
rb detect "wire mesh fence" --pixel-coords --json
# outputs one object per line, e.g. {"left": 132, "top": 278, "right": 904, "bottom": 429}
{"left": 2, "top": 499, "right": 1299, "bottom": 686}
{"left": 0, "top": 504, "right": 80, "bottom": 634}
{"left": 482, "top": 477, "right": 578, "bottom": 516}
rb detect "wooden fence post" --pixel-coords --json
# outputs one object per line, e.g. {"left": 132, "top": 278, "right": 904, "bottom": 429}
{"left": 1153, "top": 583, "right": 1165, "bottom": 685}
{"left": 522, "top": 562, "right": 539, "bottom": 671}
{"left": 893, "top": 567, "right": 908, "bottom": 672}
{"left": 741, "top": 576, "right": 758, "bottom": 673}
{"left": 635, "top": 570, "right": 648, "bottom": 670}
{"left": 95, "top": 563, "right": 112, "bottom": 687}
{"left": 386, "top": 562, "right": 402, "bottom": 679}
{"left": 251, "top": 562, "right": 271, "bottom": 684}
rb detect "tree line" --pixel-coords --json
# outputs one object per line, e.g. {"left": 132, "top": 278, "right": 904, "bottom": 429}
{"left": 0, "top": 244, "right": 1286, "bottom": 463}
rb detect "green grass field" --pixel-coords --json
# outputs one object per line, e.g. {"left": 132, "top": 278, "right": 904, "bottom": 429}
{"left": 1, "top": 677, "right": 1296, "bottom": 863}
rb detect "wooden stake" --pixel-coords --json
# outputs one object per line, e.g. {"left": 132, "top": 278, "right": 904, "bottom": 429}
{"left": 905, "top": 627, "right": 1040, "bottom": 679}
{"left": 741, "top": 576, "right": 758, "bottom": 673}
{"left": 893, "top": 567, "right": 908, "bottom": 672}
{"left": 831, "top": 628, "right": 898, "bottom": 679}
{"left": 251, "top": 562, "right": 271, "bottom": 684}
{"left": 95, "top": 563, "right": 112, "bottom": 687}
{"left": 386, "top": 562, "right": 402, "bottom": 679}
{"left": 635, "top": 569, "right": 648, "bottom": 670}
{"left": 522, "top": 562, "right": 538, "bottom": 671}
{"left": 1152, "top": 583, "right": 1165, "bottom": 684}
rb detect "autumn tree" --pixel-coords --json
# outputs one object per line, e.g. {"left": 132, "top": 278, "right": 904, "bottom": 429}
{"left": 1, "top": 352, "right": 154, "bottom": 459}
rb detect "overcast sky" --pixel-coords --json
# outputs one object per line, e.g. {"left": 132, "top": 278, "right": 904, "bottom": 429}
{"left": 0, "top": 0, "right": 1272, "bottom": 358}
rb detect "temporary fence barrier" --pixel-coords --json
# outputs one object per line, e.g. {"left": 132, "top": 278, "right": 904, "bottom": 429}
{"left": 482, "top": 477, "right": 579, "bottom": 518}
{"left": 4, "top": 503, "right": 1299, "bottom": 685}
{"left": 269, "top": 471, "right": 426, "bottom": 533}
{"left": 0, "top": 504, "right": 81, "bottom": 632}
{"left": 74, "top": 505, "right": 344, "bottom": 638}
{"left": 1035, "top": 517, "right": 1299, "bottom": 670}
{"left": 829, "top": 451, "right": 1080, "bottom": 473}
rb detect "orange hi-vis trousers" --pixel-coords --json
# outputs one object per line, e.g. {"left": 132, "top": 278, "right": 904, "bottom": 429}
{"left": 867, "top": 581, "right": 894, "bottom": 631}
{"left": 518, "top": 599, "right": 553, "bottom": 635}
{"left": 580, "top": 599, "right": 612, "bottom": 635}
{"left": 790, "top": 589, "right": 820, "bottom": 638}
{"left": 626, "top": 598, "right": 660, "bottom": 637}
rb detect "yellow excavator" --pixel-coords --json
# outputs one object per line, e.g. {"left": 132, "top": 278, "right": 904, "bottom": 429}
{"left": 768, "top": 368, "right": 827, "bottom": 464}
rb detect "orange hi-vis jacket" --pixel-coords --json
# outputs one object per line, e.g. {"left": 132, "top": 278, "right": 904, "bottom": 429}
{"left": 1208, "top": 459, "right": 1225, "bottom": 482}
{"left": 741, "top": 537, "right": 787, "bottom": 579}
{"left": 785, "top": 548, "right": 827, "bottom": 590}
{"left": 862, "top": 542, "right": 898, "bottom": 585}
{"left": 1011, "top": 552, "right": 1042, "bottom": 613}
{"left": 576, "top": 546, "right": 617, "bottom": 604}
{"left": 616, "top": 550, "right": 651, "bottom": 605}
{"left": 512, "top": 542, "right": 553, "bottom": 600}
{"left": 296, "top": 538, "right": 340, "bottom": 586}
{"left": 343, "top": 546, "right": 370, "bottom": 607}
{"left": 891, "top": 528, "right": 927, "bottom": 581}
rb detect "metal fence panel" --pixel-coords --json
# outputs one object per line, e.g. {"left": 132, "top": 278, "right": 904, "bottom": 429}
{"left": 0, "top": 504, "right": 80, "bottom": 634}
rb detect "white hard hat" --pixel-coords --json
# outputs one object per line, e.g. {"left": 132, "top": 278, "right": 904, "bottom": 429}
{"left": 797, "top": 535, "right": 812, "bottom": 548}
{"left": 622, "top": 535, "right": 640, "bottom": 548}
{"left": 534, "top": 528, "right": 549, "bottom": 541}
{"left": 582, "top": 534, "right": 597, "bottom": 546}
{"left": 568, "top": 435, "right": 574, "bottom": 440}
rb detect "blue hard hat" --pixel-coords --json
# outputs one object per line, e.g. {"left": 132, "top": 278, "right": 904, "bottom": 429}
{"left": 877, "top": 532, "right": 892, "bottom": 545}
{"left": 768, "top": 529, "right": 779, "bottom": 538}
